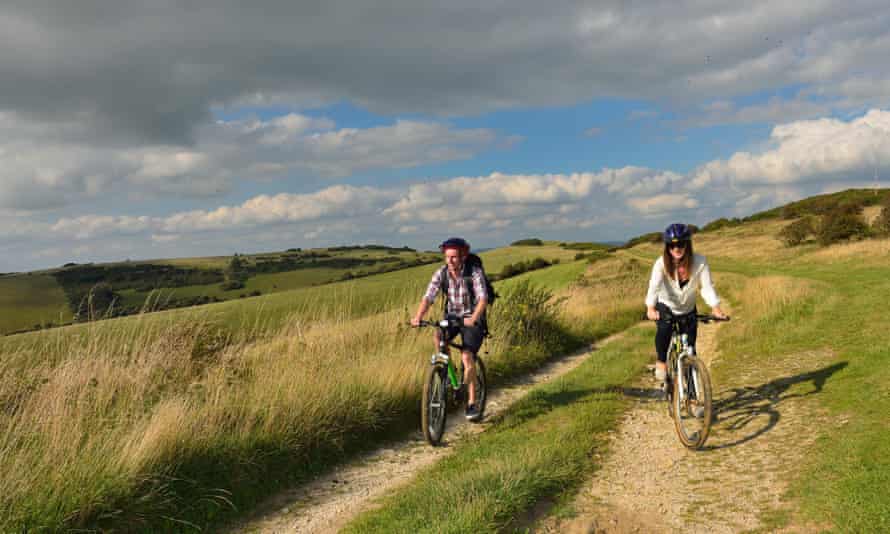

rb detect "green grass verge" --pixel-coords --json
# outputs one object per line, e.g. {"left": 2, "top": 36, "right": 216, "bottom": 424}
{"left": 707, "top": 253, "right": 890, "bottom": 531}
{"left": 343, "top": 326, "right": 651, "bottom": 533}
{"left": 0, "top": 274, "right": 71, "bottom": 334}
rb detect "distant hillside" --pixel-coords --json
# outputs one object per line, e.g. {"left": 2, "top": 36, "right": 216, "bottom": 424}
{"left": 0, "top": 245, "right": 440, "bottom": 336}
{"left": 0, "top": 243, "right": 586, "bottom": 337}
{"left": 622, "top": 187, "right": 890, "bottom": 247}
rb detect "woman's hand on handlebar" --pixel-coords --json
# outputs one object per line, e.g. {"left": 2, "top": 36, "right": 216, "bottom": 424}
{"left": 646, "top": 307, "right": 660, "bottom": 321}
{"left": 711, "top": 307, "right": 727, "bottom": 320}
{"left": 411, "top": 316, "right": 422, "bottom": 327}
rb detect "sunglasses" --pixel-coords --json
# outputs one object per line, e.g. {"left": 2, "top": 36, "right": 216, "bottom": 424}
{"left": 667, "top": 241, "right": 687, "bottom": 250}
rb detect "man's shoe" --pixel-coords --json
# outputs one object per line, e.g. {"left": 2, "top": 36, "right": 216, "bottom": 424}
{"left": 691, "top": 404, "right": 705, "bottom": 419}
{"left": 654, "top": 366, "right": 666, "bottom": 382}
{"left": 465, "top": 403, "right": 481, "bottom": 421}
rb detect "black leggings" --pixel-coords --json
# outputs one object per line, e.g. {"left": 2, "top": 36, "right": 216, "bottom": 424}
{"left": 655, "top": 302, "right": 697, "bottom": 363}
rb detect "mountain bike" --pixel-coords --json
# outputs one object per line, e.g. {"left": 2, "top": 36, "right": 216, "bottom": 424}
{"left": 414, "top": 316, "right": 487, "bottom": 446}
{"left": 657, "top": 313, "right": 729, "bottom": 449}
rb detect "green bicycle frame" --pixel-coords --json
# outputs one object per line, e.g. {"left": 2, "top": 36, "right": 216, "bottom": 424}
{"left": 446, "top": 358, "right": 460, "bottom": 389}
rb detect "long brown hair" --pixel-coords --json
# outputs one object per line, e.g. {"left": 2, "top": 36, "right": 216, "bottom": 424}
{"left": 662, "top": 240, "right": 693, "bottom": 280}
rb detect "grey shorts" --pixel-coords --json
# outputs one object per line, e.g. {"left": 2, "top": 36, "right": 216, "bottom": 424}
{"left": 445, "top": 322, "right": 485, "bottom": 354}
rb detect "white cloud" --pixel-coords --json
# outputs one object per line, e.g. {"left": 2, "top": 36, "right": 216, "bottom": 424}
{"left": 0, "top": 112, "right": 504, "bottom": 210}
{"left": 627, "top": 194, "right": 699, "bottom": 213}
{"left": 160, "top": 185, "right": 398, "bottom": 233}
{"left": 693, "top": 109, "right": 890, "bottom": 185}
{"left": 10, "top": 109, "right": 890, "bottom": 271}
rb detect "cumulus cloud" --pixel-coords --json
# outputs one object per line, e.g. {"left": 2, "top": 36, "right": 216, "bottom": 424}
{"left": 627, "top": 194, "right": 699, "bottom": 214}
{"left": 10, "top": 108, "right": 890, "bottom": 271}
{"left": 692, "top": 109, "right": 890, "bottom": 185}
{"left": 160, "top": 186, "right": 398, "bottom": 233}
{"left": 0, "top": 112, "right": 503, "bottom": 210}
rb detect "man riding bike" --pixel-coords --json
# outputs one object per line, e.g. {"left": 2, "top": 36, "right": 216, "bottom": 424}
{"left": 411, "top": 237, "right": 488, "bottom": 421}
{"left": 645, "top": 224, "right": 727, "bottom": 392}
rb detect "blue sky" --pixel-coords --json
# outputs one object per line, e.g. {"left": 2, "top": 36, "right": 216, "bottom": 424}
{"left": 4, "top": 1, "right": 890, "bottom": 271}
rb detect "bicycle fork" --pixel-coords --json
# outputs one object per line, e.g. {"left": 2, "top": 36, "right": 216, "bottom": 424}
{"left": 431, "top": 352, "right": 461, "bottom": 389}
{"left": 675, "top": 334, "right": 699, "bottom": 403}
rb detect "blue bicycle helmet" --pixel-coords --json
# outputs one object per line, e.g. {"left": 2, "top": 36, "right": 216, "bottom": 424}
{"left": 439, "top": 237, "right": 470, "bottom": 253}
{"left": 663, "top": 223, "right": 692, "bottom": 244}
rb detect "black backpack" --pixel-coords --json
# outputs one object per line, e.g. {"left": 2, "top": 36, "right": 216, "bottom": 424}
{"left": 438, "top": 253, "right": 498, "bottom": 312}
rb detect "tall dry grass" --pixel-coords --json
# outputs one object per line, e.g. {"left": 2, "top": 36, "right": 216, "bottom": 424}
{"left": 0, "top": 276, "right": 596, "bottom": 531}
{"left": 561, "top": 257, "right": 650, "bottom": 337}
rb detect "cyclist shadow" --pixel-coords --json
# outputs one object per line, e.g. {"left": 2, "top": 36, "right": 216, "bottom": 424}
{"left": 701, "top": 360, "right": 848, "bottom": 451}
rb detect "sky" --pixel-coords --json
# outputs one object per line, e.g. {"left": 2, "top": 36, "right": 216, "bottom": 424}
{"left": 4, "top": 1, "right": 890, "bottom": 272}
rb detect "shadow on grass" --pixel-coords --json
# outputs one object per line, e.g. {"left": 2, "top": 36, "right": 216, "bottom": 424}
{"left": 701, "top": 361, "right": 848, "bottom": 451}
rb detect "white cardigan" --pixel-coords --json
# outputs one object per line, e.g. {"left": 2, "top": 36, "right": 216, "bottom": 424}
{"left": 644, "top": 253, "right": 720, "bottom": 315}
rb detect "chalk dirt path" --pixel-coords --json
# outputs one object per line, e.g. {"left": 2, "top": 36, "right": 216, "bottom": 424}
{"left": 230, "top": 335, "right": 623, "bottom": 534}
{"left": 535, "top": 318, "right": 840, "bottom": 534}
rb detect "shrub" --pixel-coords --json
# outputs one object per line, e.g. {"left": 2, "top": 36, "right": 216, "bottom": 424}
{"left": 778, "top": 217, "right": 815, "bottom": 247}
{"left": 220, "top": 280, "right": 244, "bottom": 291}
{"left": 816, "top": 205, "right": 869, "bottom": 246}
{"left": 510, "top": 238, "right": 544, "bottom": 246}
{"left": 560, "top": 242, "right": 602, "bottom": 250}
{"left": 872, "top": 205, "right": 890, "bottom": 236}
{"left": 498, "top": 257, "right": 551, "bottom": 280}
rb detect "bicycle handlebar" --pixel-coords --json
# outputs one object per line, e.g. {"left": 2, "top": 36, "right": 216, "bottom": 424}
{"left": 696, "top": 314, "right": 730, "bottom": 323}
{"left": 640, "top": 312, "right": 731, "bottom": 323}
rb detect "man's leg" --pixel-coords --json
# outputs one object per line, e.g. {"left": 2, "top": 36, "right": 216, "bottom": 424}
{"left": 462, "top": 350, "right": 476, "bottom": 406}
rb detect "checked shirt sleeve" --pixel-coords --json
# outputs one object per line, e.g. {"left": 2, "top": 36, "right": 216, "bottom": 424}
{"left": 424, "top": 267, "right": 444, "bottom": 304}
{"left": 471, "top": 267, "right": 487, "bottom": 303}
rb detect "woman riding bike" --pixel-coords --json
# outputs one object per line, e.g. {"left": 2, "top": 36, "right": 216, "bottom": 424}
{"left": 645, "top": 223, "right": 727, "bottom": 388}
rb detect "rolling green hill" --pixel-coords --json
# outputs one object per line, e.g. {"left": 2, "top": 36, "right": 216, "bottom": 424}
{"left": 0, "top": 243, "right": 584, "bottom": 339}
{"left": 0, "top": 274, "right": 71, "bottom": 335}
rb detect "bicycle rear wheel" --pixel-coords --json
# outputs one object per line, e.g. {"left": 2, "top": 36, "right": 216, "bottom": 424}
{"left": 672, "top": 355, "right": 712, "bottom": 449}
{"left": 422, "top": 363, "right": 449, "bottom": 445}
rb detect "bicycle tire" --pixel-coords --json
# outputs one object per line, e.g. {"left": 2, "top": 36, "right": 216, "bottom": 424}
{"left": 471, "top": 357, "right": 487, "bottom": 422}
{"left": 671, "top": 355, "right": 713, "bottom": 449}
{"left": 422, "top": 363, "right": 449, "bottom": 445}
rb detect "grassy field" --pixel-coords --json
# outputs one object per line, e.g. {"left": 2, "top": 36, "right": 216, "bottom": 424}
{"left": 1, "top": 244, "right": 578, "bottom": 337}
{"left": 0, "top": 243, "right": 613, "bottom": 531}
{"left": 1, "top": 246, "right": 585, "bottom": 349}
{"left": 0, "top": 274, "right": 71, "bottom": 334}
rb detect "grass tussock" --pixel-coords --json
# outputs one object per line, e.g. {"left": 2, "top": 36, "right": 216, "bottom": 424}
{"left": 806, "top": 234, "right": 890, "bottom": 262}
{"left": 0, "top": 276, "right": 587, "bottom": 531}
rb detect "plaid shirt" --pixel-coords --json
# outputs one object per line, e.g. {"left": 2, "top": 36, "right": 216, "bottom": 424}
{"left": 424, "top": 264, "right": 486, "bottom": 317}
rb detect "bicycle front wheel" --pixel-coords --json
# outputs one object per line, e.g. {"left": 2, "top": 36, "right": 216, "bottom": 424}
{"left": 422, "top": 363, "right": 449, "bottom": 445}
{"left": 672, "top": 355, "right": 713, "bottom": 449}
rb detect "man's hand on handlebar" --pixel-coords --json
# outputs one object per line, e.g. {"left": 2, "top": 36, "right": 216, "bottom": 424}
{"left": 411, "top": 316, "right": 422, "bottom": 327}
